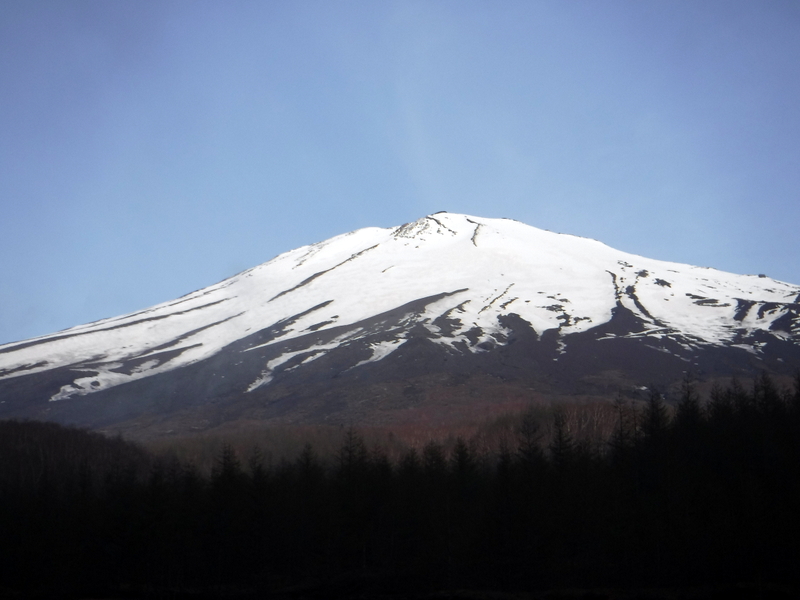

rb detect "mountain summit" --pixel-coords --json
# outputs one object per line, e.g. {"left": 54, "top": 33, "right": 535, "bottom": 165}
{"left": 2, "top": 213, "right": 799, "bottom": 437}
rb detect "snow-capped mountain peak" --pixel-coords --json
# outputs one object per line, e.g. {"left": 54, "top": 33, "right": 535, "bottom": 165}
{"left": 1, "top": 213, "right": 798, "bottom": 434}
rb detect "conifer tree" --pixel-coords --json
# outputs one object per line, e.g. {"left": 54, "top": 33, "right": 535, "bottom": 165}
{"left": 212, "top": 443, "right": 244, "bottom": 487}
{"left": 708, "top": 381, "right": 734, "bottom": 425}
{"left": 422, "top": 440, "right": 447, "bottom": 478}
{"left": 549, "top": 410, "right": 574, "bottom": 472}
{"left": 753, "top": 370, "right": 783, "bottom": 416}
{"left": 675, "top": 373, "right": 703, "bottom": 431}
{"left": 338, "top": 427, "right": 369, "bottom": 479}
{"left": 516, "top": 405, "right": 544, "bottom": 469}
{"left": 609, "top": 394, "right": 636, "bottom": 460}
{"left": 789, "top": 371, "right": 800, "bottom": 425}
{"left": 642, "top": 387, "right": 669, "bottom": 441}
{"left": 450, "top": 437, "right": 477, "bottom": 482}
{"left": 398, "top": 447, "right": 421, "bottom": 479}
{"left": 296, "top": 442, "right": 324, "bottom": 483}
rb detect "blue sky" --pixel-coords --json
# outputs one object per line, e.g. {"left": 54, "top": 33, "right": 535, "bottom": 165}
{"left": 2, "top": 1, "right": 799, "bottom": 346}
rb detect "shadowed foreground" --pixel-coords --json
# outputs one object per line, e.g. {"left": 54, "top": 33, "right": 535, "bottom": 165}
{"left": 1, "top": 374, "right": 800, "bottom": 599}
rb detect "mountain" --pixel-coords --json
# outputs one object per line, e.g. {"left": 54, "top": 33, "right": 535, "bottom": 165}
{"left": 2, "top": 212, "right": 799, "bottom": 438}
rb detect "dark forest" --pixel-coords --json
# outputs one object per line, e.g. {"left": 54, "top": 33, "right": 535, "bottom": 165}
{"left": 2, "top": 373, "right": 800, "bottom": 599}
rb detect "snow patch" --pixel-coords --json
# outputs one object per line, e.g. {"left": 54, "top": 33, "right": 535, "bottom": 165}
{"left": 352, "top": 339, "right": 405, "bottom": 368}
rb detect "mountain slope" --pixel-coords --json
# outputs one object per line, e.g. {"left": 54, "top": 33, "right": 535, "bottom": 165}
{"left": 2, "top": 213, "right": 799, "bottom": 436}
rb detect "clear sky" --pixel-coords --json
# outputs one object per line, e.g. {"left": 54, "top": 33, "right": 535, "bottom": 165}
{"left": 2, "top": 1, "right": 799, "bottom": 346}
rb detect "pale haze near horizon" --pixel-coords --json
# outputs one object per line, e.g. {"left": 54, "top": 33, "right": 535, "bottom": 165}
{"left": 1, "top": 1, "right": 799, "bottom": 345}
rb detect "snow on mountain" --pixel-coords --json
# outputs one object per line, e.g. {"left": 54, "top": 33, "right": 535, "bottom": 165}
{"left": 1, "top": 213, "right": 799, "bottom": 409}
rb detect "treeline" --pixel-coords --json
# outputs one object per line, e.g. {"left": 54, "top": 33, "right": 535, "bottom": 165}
{"left": 2, "top": 374, "right": 800, "bottom": 598}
